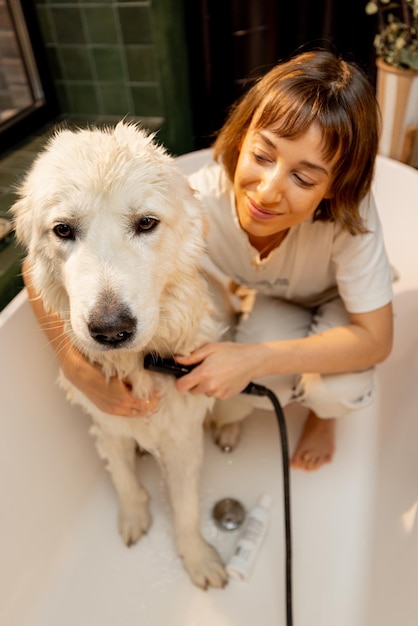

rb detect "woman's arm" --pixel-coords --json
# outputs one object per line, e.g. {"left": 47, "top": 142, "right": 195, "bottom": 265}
{"left": 22, "top": 259, "right": 158, "bottom": 417}
{"left": 175, "top": 302, "right": 393, "bottom": 399}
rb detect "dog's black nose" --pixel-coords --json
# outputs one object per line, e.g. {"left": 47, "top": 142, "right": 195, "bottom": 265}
{"left": 88, "top": 310, "right": 137, "bottom": 347}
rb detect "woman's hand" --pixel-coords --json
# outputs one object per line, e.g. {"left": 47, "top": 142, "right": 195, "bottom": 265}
{"left": 61, "top": 344, "right": 159, "bottom": 417}
{"left": 175, "top": 342, "right": 259, "bottom": 399}
{"left": 174, "top": 303, "right": 394, "bottom": 400}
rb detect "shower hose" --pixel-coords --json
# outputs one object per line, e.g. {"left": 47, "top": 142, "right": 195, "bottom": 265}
{"left": 143, "top": 355, "right": 293, "bottom": 626}
{"left": 242, "top": 382, "right": 293, "bottom": 626}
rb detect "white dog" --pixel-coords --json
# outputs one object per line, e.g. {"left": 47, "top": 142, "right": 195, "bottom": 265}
{"left": 11, "top": 122, "right": 228, "bottom": 589}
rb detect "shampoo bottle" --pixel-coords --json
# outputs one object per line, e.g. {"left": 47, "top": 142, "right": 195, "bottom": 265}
{"left": 226, "top": 493, "right": 272, "bottom": 581}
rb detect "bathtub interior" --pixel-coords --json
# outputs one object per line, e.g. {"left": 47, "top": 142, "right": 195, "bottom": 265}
{"left": 0, "top": 154, "right": 417, "bottom": 626}
{"left": 365, "top": 157, "right": 418, "bottom": 626}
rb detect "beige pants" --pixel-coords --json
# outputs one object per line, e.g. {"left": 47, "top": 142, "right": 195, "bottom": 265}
{"left": 232, "top": 293, "right": 375, "bottom": 419}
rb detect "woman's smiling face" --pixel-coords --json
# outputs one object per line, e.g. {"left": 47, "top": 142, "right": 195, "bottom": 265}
{"left": 233, "top": 122, "right": 336, "bottom": 249}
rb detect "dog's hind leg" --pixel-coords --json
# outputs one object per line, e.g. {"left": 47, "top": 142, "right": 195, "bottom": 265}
{"left": 158, "top": 420, "right": 228, "bottom": 590}
{"left": 210, "top": 395, "right": 254, "bottom": 452}
{"left": 91, "top": 424, "right": 151, "bottom": 545}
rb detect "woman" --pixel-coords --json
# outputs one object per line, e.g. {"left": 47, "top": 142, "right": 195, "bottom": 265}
{"left": 23, "top": 50, "right": 393, "bottom": 471}
{"left": 172, "top": 50, "right": 393, "bottom": 470}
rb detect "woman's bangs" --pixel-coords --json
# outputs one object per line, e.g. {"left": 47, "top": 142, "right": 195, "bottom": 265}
{"left": 319, "top": 122, "right": 343, "bottom": 164}
{"left": 254, "top": 93, "right": 316, "bottom": 138}
{"left": 251, "top": 87, "right": 345, "bottom": 169}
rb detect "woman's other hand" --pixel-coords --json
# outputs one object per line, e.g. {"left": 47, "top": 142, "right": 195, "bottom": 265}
{"left": 61, "top": 345, "right": 159, "bottom": 417}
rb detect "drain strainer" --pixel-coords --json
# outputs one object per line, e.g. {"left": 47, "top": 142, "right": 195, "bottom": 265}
{"left": 212, "top": 498, "right": 246, "bottom": 531}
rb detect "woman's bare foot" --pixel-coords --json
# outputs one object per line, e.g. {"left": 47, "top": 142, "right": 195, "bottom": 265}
{"left": 291, "top": 411, "right": 336, "bottom": 471}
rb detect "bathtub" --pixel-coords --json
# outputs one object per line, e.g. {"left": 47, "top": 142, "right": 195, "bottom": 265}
{"left": 0, "top": 153, "right": 417, "bottom": 626}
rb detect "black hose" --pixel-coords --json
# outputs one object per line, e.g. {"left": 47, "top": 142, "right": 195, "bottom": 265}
{"left": 243, "top": 382, "right": 293, "bottom": 626}
{"left": 143, "top": 356, "right": 293, "bottom": 624}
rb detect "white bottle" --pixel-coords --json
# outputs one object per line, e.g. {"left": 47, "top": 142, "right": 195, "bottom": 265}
{"left": 226, "top": 493, "right": 272, "bottom": 581}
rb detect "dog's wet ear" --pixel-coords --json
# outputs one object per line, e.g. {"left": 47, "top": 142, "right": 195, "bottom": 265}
{"left": 10, "top": 197, "right": 33, "bottom": 248}
{"left": 201, "top": 213, "right": 210, "bottom": 237}
{"left": 188, "top": 187, "right": 209, "bottom": 237}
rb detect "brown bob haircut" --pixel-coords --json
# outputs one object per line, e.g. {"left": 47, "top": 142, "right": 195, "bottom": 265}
{"left": 213, "top": 50, "right": 380, "bottom": 235}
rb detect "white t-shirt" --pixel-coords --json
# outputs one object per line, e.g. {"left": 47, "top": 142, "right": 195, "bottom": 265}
{"left": 188, "top": 161, "right": 393, "bottom": 314}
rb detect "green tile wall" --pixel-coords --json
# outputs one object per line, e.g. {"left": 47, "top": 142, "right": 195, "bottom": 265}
{"left": 33, "top": 0, "right": 193, "bottom": 154}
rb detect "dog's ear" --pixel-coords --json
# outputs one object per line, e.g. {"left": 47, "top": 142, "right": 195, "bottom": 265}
{"left": 10, "top": 196, "right": 33, "bottom": 249}
{"left": 183, "top": 184, "right": 209, "bottom": 237}
{"left": 201, "top": 212, "right": 210, "bottom": 237}
{"left": 189, "top": 193, "right": 209, "bottom": 237}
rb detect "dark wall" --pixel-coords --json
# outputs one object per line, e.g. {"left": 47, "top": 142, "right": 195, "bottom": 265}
{"left": 185, "top": 0, "right": 377, "bottom": 149}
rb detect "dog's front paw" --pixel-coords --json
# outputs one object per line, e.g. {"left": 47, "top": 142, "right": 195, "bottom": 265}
{"left": 118, "top": 503, "right": 151, "bottom": 546}
{"left": 182, "top": 540, "right": 228, "bottom": 590}
{"left": 212, "top": 421, "right": 243, "bottom": 452}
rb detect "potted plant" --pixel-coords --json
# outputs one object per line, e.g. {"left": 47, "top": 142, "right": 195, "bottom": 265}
{"left": 365, "top": 1, "right": 418, "bottom": 164}
{"left": 366, "top": 0, "right": 418, "bottom": 69}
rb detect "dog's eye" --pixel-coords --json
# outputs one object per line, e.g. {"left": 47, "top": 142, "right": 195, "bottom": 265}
{"left": 135, "top": 216, "right": 159, "bottom": 234}
{"left": 53, "top": 223, "right": 75, "bottom": 240}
